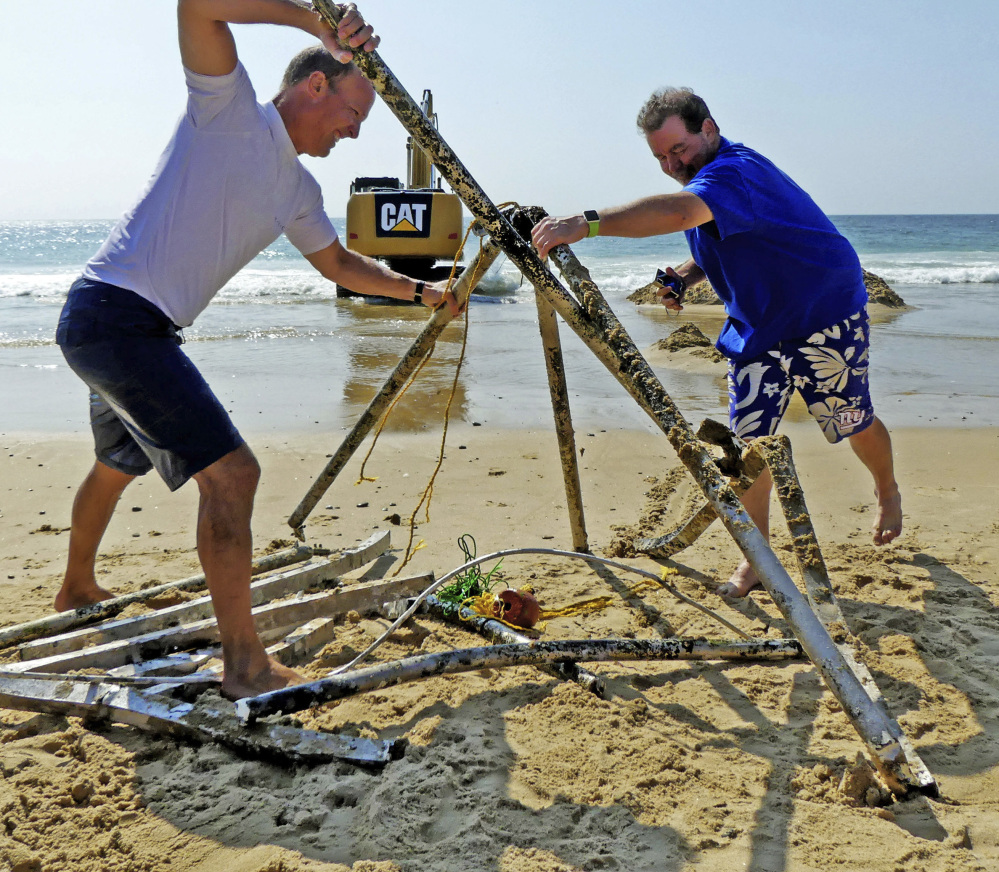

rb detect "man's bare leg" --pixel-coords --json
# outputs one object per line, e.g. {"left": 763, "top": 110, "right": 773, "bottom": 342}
{"left": 193, "top": 444, "right": 302, "bottom": 699}
{"left": 717, "top": 466, "right": 772, "bottom": 598}
{"left": 847, "top": 415, "right": 902, "bottom": 545}
{"left": 55, "top": 461, "right": 136, "bottom": 611}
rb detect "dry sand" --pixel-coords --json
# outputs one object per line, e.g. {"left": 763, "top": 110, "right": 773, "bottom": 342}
{"left": 1, "top": 405, "right": 998, "bottom": 870}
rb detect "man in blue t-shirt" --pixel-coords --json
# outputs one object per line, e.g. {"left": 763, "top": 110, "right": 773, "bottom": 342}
{"left": 532, "top": 87, "right": 902, "bottom": 599}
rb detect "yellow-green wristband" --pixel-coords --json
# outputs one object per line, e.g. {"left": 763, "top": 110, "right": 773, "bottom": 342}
{"left": 584, "top": 209, "right": 600, "bottom": 238}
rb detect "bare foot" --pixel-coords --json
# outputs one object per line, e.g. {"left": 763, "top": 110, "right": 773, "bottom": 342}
{"left": 716, "top": 560, "right": 761, "bottom": 598}
{"left": 221, "top": 657, "right": 304, "bottom": 701}
{"left": 873, "top": 488, "right": 903, "bottom": 546}
{"left": 54, "top": 582, "right": 115, "bottom": 612}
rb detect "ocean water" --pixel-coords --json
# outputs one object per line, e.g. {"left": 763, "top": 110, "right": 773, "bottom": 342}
{"left": 1, "top": 215, "right": 997, "bottom": 435}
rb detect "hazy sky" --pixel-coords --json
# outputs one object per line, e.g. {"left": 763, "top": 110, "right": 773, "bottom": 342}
{"left": 2, "top": 0, "right": 997, "bottom": 219}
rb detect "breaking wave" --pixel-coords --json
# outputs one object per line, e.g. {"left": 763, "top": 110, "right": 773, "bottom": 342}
{"left": 873, "top": 263, "right": 999, "bottom": 285}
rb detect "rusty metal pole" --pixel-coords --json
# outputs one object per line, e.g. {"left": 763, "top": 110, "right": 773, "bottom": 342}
{"left": 0, "top": 673, "right": 399, "bottom": 766}
{"left": 751, "top": 436, "right": 937, "bottom": 796}
{"left": 637, "top": 446, "right": 767, "bottom": 558}
{"left": 235, "top": 637, "right": 804, "bottom": 721}
{"left": 311, "top": 0, "right": 921, "bottom": 793}
{"left": 542, "top": 241, "right": 921, "bottom": 794}
{"left": 535, "top": 290, "right": 588, "bottom": 551}
{"left": 0, "top": 545, "right": 313, "bottom": 650}
{"left": 287, "top": 237, "right": 501, "bottom": 536}
{"left": 426, "top": 595, "right": 605, "bottom": 696}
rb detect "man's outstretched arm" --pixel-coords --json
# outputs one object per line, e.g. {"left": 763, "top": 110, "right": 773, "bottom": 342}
{"left": 306, "top": 240, "right": 462, "bottom": 315}
{"left": 177, "top": 0, "right": 379, "bottom": 77}
{"left": 531, "top": 191, "right": 713, "bottom": 260}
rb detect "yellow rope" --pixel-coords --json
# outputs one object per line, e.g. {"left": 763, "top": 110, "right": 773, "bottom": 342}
{"left": 353, "top": 209, "right": 520, "bottom": 576}
{"left": 462, "top": 593, "right": 507, "bottom": 623}
{"left": 387, "top": 224, "right": 485, "bottom": 576}
{"left": 356, "top": 350, "right": 434, "bottom": 484}
{"left": 356, "top": 221, "right": 483, "bottom": 488}
{"left": 393, "top": 288, "right": 470, "bottom": 575}
{"left": 460, "top": 574, "right": 669, "bottom": 631}
{"left": 538, "top": 597, "right": 615, "bottom": 619}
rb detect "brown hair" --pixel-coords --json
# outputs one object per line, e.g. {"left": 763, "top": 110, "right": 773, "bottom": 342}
{"left": 637, "top": 87, "right": 717, "bottom": 136}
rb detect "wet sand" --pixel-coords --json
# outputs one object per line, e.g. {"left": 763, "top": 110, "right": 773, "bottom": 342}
{"left": 4, "top": 296, "right": 998, "bottom": 448}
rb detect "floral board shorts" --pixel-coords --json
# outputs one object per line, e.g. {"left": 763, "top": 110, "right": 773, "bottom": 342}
{"left": 727, "top": 308, "right": 875, "bottom": 445}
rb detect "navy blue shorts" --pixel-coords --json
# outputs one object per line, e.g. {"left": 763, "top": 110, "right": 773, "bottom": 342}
{"left": 728, "top": 308, "right": 875, "bottom": 444}
{"left": 56, "top": 278, "right": 243, "bottom": 491}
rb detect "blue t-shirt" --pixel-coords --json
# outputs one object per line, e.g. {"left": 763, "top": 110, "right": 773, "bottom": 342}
{"left": 683, "top": 137, "right": 866, "bottom": 361}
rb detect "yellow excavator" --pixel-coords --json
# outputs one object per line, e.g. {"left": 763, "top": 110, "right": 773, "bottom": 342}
{"left": 336, "top": 90, "right": 464, "bottom": 299}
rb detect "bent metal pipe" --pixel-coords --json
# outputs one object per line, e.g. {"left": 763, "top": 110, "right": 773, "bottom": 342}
{"left": 235, "top": 637, "right": 804, "bottom": 722}
{"left": 286, "top": 235, "right": 502, "bottom": 535}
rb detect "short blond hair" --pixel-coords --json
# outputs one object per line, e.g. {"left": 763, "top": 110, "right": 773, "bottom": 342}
{"left": 280, "top": 45, "right": 355, "bottom": 91}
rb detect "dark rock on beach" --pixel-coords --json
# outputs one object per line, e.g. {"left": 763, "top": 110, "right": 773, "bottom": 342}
{"left": 861, "top": 269, "right": 906, "bottom": 307}
{"left": 628, "top": 269, "right": 905, "bottom": 307}
{"left": 653, "top": 323, "right": 725, "bottom": 362}
{"left": 627, "top": 278, "right": 718, "bottom": 306}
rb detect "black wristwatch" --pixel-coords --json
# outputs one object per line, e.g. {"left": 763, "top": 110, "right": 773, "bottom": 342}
{"left": 412, "top": 281, "right": 425, "bottom": 305}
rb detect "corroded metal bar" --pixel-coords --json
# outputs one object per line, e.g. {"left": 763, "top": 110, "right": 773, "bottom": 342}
{"left": 753, "top": 435, "right": 937, "bottom": 796}
{"left": 331, "top": 544, "right": 753, "bottom": 676}
{"left": 314, "top": 3, "right": 780, "bottom": 620}
{"left": 425, "top": 595, "right": 605, "bottom": 697}
{"left": 10, "top": 617, "right": 338, "bottom": 687}
{"left": 136, "top": 619, "right": 341, "bottom": 693}
{"left": 0, "top": 545, "right": 313, "bottom": 650}
{"left": 235, "top": 637, "right": 803, "bottom": 722}
{"left": 637, "top": 443, "right": 766, "bottom": 558}
{"left": 0, "top": 668, "right": 220, "bottom": 688}
{"left": 108, "top": 651, "right": 214, "bottom": 679}
{"left": 9, "top": 533, "right": 387, "bottom": 658}
{"left": 10, "top": 595, "right": 322, "bottom": 674}
{"left": 0, "top": 674, "right": 399, "bottom": 767}
{"left": 535, "top": 290, "right": 588, "bottom": 551}
{"left": 267, "top": 618, "right": 338, "bottom": 666}
{"left": 19, "top": 547, "right": 366, "bottom": 660}
{"left": 313, "top": 2, "right": 586, "bottom": 320}
{"left": 288, "top": 238, "right": 502, "bottom": 536}
{"left": 192, "top": 618, "right": 337, "bottom": 679}
{"left": 542, "top": 246, "right": 924, "bottom": 789}
{"left": 11, "top": 573, "right": 433, "bottom": 675}
{"left": 314, "top": 1, "right": 921, "bottom": 793}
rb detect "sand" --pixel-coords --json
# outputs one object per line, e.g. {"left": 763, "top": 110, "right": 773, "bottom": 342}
{"left": 1, "top": 402, "right": 998, "bottom": 870}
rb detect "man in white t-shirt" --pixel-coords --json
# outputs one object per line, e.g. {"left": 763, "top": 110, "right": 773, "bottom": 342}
{"left": 54, "top": 1, "right": 459, "bottom": 699}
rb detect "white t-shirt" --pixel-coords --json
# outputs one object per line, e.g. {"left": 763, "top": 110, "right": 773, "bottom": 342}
{"left": 84, "top": 63, "right": 338, "bottom": 327}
